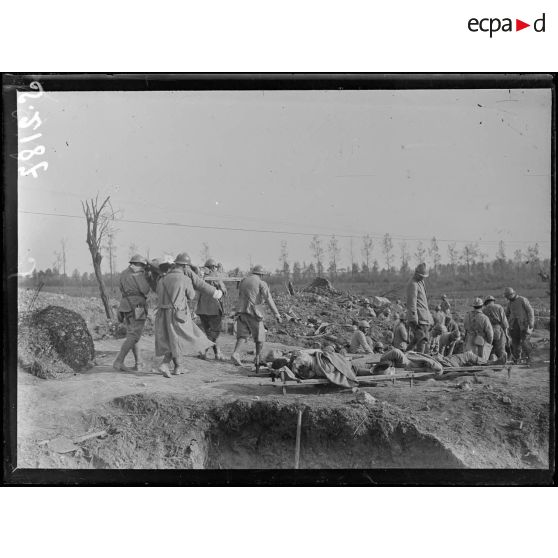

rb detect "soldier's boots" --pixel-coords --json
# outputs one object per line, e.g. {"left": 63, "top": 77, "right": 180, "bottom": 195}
{"left": 214, "top": 346, "right": 224, "bottom": 361}
{"left": 231, "top": 352, "right": 242, "bottom": 366}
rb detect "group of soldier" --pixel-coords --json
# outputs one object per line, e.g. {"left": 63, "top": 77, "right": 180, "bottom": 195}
{"left": 113, "top": 253, "right": 537, "bottom": 379}
{"left": 113, "top": 253, "right": 281, "bottom": 377}
{"left": 351, "top": 263, "right": 536, "bottom": 366}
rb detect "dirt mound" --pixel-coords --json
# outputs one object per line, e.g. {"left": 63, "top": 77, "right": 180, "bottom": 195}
{"left": 18, "top": 305, "right": 95, "bottom": 379}
{"left": 266, "top": 288, "right": 394, "bottom": 349}
{"left": 304, "top": 277, "right": 338, "bottom": 294}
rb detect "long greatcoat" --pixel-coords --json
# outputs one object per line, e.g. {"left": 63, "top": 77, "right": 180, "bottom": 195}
{"left": 155, "top": 268, "right": 216, "bottom": 358}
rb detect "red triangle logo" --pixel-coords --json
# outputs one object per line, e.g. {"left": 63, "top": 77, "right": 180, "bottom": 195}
{"left": 516, "top": 19, "right": 530, "bottom": 31}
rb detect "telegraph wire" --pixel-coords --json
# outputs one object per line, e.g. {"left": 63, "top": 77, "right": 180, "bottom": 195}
{"left": 18, "top": 209, "right": 549, "bottom": 246}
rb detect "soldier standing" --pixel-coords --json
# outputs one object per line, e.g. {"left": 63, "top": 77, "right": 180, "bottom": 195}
{"left": 231, "top": 265, "right": 282, "bottom": 371}
{"left": 113, "top": 254, "right": 156, "bottom": 372}
{"left": 482, "top": 295, "right": 510, "bottom": 363}
{"left": 405, "top": 263, "right": 433, "bottom": 353}
{"left": 464, "top": 298, "right": 494, "bottom": 358}
{"left": 196, "top": 258, "right": 227, "bottom": 360}
{"left": 504, "top": 287, "right": 535, "bottom": 363}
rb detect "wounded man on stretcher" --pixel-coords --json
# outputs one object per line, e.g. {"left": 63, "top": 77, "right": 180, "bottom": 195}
{"left": 267, "top": 348, "right": 488, "bottom": 389}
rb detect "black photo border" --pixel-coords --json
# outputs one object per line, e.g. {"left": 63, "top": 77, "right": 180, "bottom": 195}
{"left": 2, "top": 72, "right": 556, "bottom": 486}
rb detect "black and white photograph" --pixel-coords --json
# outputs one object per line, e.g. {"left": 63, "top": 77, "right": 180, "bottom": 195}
{"left": 3, "top": 74, "right": 554, "bottom": 481}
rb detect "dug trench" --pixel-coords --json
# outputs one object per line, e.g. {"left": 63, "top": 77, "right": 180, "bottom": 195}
{"left": 50, "top": 394, "right": 466, "bottom": 469}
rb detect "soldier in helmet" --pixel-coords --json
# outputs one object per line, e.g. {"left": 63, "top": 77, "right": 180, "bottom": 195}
{"left": 482, "top": 295, "right": 509, "bottom": 363}
{"left": 349, "top": 320, "right": 374, "bottom": 354}
{"left": 406, "top": 263, "right": 433, "bottom": 353}
{"left": 503, "top": 287, "right": 535, "bottom": 363}
{"left": 154, "top": 254, "right": 223, "bottom": 377}
{"left": 440, "top": 294, "right": 451, "bottom": 316}
{"left": 231, "top": 265, "right": 282, "bottom": 371}
{"left": 113, "top": 254, "right": 156, "bottom": 372}
{"left": 196, "top": 258, "right": 227, "bottom": 360}
{"left": 464, "top": 298, "right": 494, "bottom": 358}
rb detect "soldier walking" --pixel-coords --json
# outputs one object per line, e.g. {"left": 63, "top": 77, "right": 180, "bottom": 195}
{"left": 482, "top": 295, "right": 510, "bottom": 363}
{"left": 504, "top": 287, "right": 535, "bottom": 363}
{"left": 196, "top": 258, "right": 227, "bottom": 360}
{"left": 405, "top": 263, "right": 433, "bottom": 353}
{"left": 464, "top": 298, "right": 494, "bottom": 358}
{"left": 231, "top": 265, "right": 282, "bottom": 371}
{"left": 155, "top": 254, "right": 223, "bottom": 377}
{"left": 113, "top": 254, "right": 156, "bottom": 372}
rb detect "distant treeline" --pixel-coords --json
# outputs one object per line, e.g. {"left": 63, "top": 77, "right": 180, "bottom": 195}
{"left": 19, "top": 255, "right": 550, "bottom": 290}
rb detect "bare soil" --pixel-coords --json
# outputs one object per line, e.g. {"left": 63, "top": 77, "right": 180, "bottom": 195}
{"left": 17, "top": 329, "right": 550, "bottom": 470}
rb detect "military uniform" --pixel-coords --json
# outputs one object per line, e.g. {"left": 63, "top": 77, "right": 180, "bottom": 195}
{"left": 505, "top": 295, "right": 535, "bottom": 361}
{"left": 155, "top": 268, "right": 216, "bottom": 365}
{"left": 196, "top": 271, "right": 227, "bottom": 346}
{"left": 113, "top": 265, "right": 155, "bottom": 369}
{"left": 392, "top": 320, "right": 408, "bottom": 351}
{"left": 464, "top": 308, "right": 494, "bottom": 357}
{"left": 440, "top": 299, "right": 451, "bottom": 315}
{"left": 236, "top": 273, "right": 280, "bottom": 343}
{"left": 349, "top": 330, "right": 374, "bottom": 354}
{"left": 483, "top": 302, "right": 509, "bottom": 362}
{"left": 406, "top": 275, "right": 432, "bottom": 353}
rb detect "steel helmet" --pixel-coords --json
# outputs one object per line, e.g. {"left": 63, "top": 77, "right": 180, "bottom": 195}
{"left": 175, "top": 252, "right": 191, "bottom": 265}
{"left": 251, "top": 264, "right": 267, "bottom": 275}
{"left": 363, "top": 298, "right": 370, "bottom": 304}
{"left": 159, "top": 254, "right": 175, "bottom": 266}
{"left": 484, "top": 295, "right": 495, "bottom": 304}
{"left": 374, "top": 341, "right": 385, "bottom": 350}
{"left": 129, "top": 254, "right": 147, "bottom": 265}
{"left": 357, "top": 320, "right": 370, "bottom": 329}
{"left": 441, "top": 294, "right": 448, "bottom": 299}
{"left": 472, "top": 297, "right": 484, "bottom": 308}
{"left": 204, "top": 258, "right": 217, "bottom": 267}
{"left": 414, "top": 263, "right": 429, "bottom": 277}
{"left": 503, "top": 287, "right": 515, "bottom": 298}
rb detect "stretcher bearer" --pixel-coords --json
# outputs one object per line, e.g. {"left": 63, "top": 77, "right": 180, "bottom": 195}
{"left": 231, "top": 265, "right": 282, "bottom": 371}
{"left": 196, "top": 258, "right": 227, "bottom": 360}
{"left": 155, "top": 255, "right": 223, "bottom": 377}
{"left": 482, "top": 295, "right": 509, "bottom": 363}
{"left": 113, "top": 254, "right": 156, "bottom": 372}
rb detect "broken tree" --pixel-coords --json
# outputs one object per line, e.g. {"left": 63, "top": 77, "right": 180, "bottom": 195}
{"left": 81, "top": 194, "right": 115, "bottom": 319}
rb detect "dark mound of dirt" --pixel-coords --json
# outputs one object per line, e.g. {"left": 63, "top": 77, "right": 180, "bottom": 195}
{"left": 304, "top": 277, "right": 338, "bottom": 294}
{"left": 18, "top": 305, "right": 95, "bottom": 379}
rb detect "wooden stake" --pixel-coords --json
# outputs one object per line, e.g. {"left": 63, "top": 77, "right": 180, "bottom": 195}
{"left": 294, "top": 409, "right": 302, "bottom": 469}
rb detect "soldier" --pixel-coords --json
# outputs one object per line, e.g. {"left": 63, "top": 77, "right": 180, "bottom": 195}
{"left": 464, "top": 298, "right": 494, "bottom": 358}
{"left": 438, "top": 329, "right": 461, "bottom": 356}
{"left": 231, "top": 265, "right": 282, "bottom": 371}
{"left": 359, "top": 299, "right": 377, "bottom": 318}
{"left": 504, "top": 287, "right": 535, "bottom": 363}
{"left": 483, "top": 295, "right": 510, "bottom": 364}
{"left": 440, "top": 294, "right": 451, "bottom": 315}
{"left": 349, "top": 320, "right": 375, "bottom": 354}
{"left": 154, "top": 254, "right": 223, "bottom": 377}
{"left": 406, "top": 263, "right": 433, "bottom": 353}
{"left": 113, "top": 254, "right": 156, "bottom": 372}
{"left": 392, "top": 313, "right": 408, "bottom": 351}
{"left": 196, "top": 258, "right": 227, "bottom": 360}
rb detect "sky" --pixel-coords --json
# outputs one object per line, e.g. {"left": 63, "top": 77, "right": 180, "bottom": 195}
{"left": 16, "top": 88, "right": 552, "bottom": 275}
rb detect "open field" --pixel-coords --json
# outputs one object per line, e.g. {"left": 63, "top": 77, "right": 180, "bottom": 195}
{"left": 16, "top": 284, "right": 552, "bottom": 470}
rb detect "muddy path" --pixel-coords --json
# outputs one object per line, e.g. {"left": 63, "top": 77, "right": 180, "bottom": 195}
{"left": 17, "top": 332, "right": 551, "bottom": 470}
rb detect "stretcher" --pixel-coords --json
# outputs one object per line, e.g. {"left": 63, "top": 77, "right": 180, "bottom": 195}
{"left": 250, "top": 364, "right": 514, "bottom": 395}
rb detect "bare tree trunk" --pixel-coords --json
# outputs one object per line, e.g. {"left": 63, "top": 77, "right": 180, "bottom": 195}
{"left": 82, "top": 195, "right": 114, "bottom": 320}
